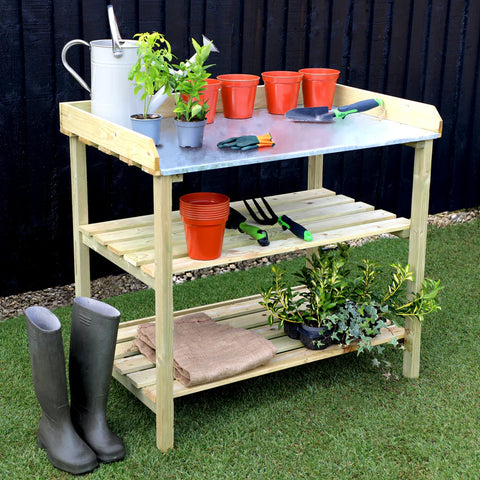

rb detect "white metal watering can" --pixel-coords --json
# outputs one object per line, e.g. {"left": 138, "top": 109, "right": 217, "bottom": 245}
{"left": 62, "top": 5, "right": 218, "bottom": 128}
{"left": 61, "top": 38, "right": 170, "bottom": 128}
{"left": 61, "top": 36, "right": 219, "bottom": 128}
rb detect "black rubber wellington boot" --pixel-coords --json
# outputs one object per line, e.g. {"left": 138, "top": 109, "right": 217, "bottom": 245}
{"left": 25, "top": 307, "right": 98, "bottom": 474}
{"left": 69, "top": 297, "right": 126, "bottom": 463}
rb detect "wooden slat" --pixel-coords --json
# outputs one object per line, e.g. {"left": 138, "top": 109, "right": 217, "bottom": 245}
{"left": 81, "top": 187, "right": 407, "bottom": 276}
{"left": 81, "top": 214, "right": 154, "bottom": 236}
{"left": 80, "top": 233, "right": 156, "bottom": 289}
{"left": 94, "top": 225, "right": 155, "bottom": 246}
{"left": 116, "top": 202, "right": 379, "bottom": 261}
{"left": 123, "top": 195, "right": 363, "bottom": 267}
{"left": 60, "top": 102, "right": 161, "bottom": 173}
{"left": 117, "top": 320, "right": 404, "bottom": 391}
{"left": 81, "top": 188, "right": 377, "bottom": 269}
{"left": 113, "top": 284, "right": 405, "bottom": 409}
{"left": 142, "top": 216, "right": 410, "bottom": 277}
{"left": 129, "top": 326, "right": 406, "bottom": 399}
{"left": 114, "top": 354, "right": 155, "bottom": 375}
{"left": 115, "top": 339, "right": 139, "bottom": 359}
{"left": 112, "top": 369, "right": 156, "bottom": 413}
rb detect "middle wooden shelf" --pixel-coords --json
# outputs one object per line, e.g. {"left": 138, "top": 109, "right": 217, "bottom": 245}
{"left": 80, "top": 187, "right": 410, "bottom": 283}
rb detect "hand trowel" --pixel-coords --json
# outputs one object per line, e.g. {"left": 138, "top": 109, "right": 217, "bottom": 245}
{"left": 286, "top": 98, "right": 383, "bottom": 122}
{"left": 226, "top": 208, "right": 270, "bottom": 246}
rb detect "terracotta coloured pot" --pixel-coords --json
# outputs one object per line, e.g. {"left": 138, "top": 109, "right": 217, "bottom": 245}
{"left": 180, "top": 79, "right": 221, "bottom": 124}
{"left": 217, "top": 74, "right": 260, "bottom": 119}
{"left": 261, "top": 71, "right": 303, "bottom": 114}
{"left": 298, "top": 68, "right": 340, "bottom": 109}
{"left": 180, "top": 193, "right": 230, "bottom": 260}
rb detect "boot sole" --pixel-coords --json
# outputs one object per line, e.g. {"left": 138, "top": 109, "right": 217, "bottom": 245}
{"left": 37, "top": 434, "right": 98, "bottom": 474}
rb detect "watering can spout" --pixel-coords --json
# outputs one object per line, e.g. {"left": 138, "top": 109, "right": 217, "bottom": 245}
{"left": 148, "top": 88, "right": 169, "bottom": 114}
{"left": 147, "top": 35, "right": 219, "bottom": 115}
{"left": 202, "top": 35, "right": 219, "bottom": 53}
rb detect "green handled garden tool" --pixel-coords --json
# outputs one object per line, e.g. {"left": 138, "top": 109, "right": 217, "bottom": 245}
{"left": 285, "top": 98, "right": 383, "bottom": 122}
{"left": 243, "top": 198, "right": 313, "bottom": 242}
{"left": 226, "top": 208, "right": 270, "bottom": 246}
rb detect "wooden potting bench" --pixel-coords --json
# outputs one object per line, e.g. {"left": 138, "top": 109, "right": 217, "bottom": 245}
{"left": 60, "top": 84, "right": 442, "bottom": 451}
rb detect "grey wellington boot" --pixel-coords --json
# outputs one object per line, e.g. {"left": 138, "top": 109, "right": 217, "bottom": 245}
{"left": 69, "top": 297, "right": 126, "bottom": 463}
{"left": 25, "top": 307, "right": 98, "bottom": 474}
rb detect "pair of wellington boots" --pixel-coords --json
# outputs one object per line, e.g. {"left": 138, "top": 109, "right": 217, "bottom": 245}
{"left": 25, "top": 297, "right": 125, "bottom": 475}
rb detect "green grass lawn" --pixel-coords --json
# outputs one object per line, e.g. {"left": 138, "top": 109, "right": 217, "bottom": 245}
{"left": 1, "top": 220, "right": 479, "bottom": 479}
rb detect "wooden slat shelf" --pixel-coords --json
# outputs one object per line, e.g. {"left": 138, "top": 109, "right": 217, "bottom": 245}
{"left": 112, "top": 293, "right": 405, "bottom": 408}
{"left": 80, "top": 187, "right": 410, "bottom": 282}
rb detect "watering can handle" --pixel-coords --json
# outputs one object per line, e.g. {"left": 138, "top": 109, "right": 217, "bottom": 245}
{"left": 107, "top": 5, "right": 124, "bottom": 57}
{"left": 61, "top": 39, "right": 91, "bottom": 94}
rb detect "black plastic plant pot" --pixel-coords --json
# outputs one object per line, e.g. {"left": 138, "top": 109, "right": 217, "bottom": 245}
{"left": 283, "top": 320, "right": 301, "bottom": 339}
{"left": 298, "top": 325, "right": 333, "bottom": 350}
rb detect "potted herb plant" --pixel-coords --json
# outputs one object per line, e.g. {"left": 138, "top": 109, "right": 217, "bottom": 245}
{"left": 260, "top": 244, "right": 442, "bottom": 352}
{"left": 170, "top": 38, "right": 214, "bottom": 148}
{"left": 128, "top": 31, "right": 174, "bottom": 145}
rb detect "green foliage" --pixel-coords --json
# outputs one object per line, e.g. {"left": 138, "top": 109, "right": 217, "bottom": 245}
{"left": 260, "top": 243, "right": 443, "bottom": 352}
{"left": 259, "top": 266, "right": 306, "bottom": 326}
{"left": 128, "top": 32, "right": 174, "bottom": 118}
{"left": 170, "top": 38, "right": 214, "bottom": 122}
{"left": 294, "top": 243, "right": 351, "bottom": 325}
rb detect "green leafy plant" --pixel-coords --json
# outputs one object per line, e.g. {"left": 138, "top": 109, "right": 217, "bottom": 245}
{"left": 128, "top": 32, "right": 174, "bottom": 118}
{"left": 293, "top": 243, "right": 351, "bottom": 326}
{"left": 259, "top": 266, "right": 307, "bottom": 326}
{"left": 260, "top": 244, "right": 443, "bottom": 353}
{"left": 170, "top": 38, "right": 214, "bottom": 122}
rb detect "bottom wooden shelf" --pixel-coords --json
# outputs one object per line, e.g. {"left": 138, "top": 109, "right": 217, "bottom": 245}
{"left": 112, "top": 293, "right": 405, "bottom": 411}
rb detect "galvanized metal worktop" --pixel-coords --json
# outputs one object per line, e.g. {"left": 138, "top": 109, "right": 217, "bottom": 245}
{"left": 155, "top": 106, "right": 440, "bottom": 176}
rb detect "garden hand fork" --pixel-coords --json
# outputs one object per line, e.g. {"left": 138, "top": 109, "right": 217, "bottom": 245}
{"left": 243, "top": 197, "right": 313, "bottom": 241}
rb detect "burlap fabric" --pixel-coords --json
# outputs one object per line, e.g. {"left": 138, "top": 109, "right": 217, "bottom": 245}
{"left": 134, "top": 312, "right": 277, "bottom": 387}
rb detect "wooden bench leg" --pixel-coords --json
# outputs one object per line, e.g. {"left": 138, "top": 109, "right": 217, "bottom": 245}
{"left": 69, "top": 136, "right": 91, "bottom": 297}
{"left": 153, "top": 175, "right": 174, "bottom": 451}
{"left": 308, "top": 154, "right": 324, "bottom": 190}
{"left": 306, "top": 154, "right": 324, "bottom": 258}
{"left": 403, "top": 140, "right": 433, "bottom": 378}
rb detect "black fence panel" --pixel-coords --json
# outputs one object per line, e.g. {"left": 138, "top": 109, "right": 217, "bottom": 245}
{"left": 0, "top": 0, "right": 478, "bottom": 296}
